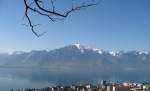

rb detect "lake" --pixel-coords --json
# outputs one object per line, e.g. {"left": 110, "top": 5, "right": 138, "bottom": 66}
{"left": 0, "top": 67, "right": 150, "bottom": 91}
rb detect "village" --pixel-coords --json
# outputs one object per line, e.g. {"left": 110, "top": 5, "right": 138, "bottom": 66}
{"left": 13, "top": 80, "right": 150, "bottom": 91}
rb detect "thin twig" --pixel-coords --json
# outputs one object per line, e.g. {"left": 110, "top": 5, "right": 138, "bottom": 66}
{"left": 24, "top": 0, "right": 100, "bottom": 37}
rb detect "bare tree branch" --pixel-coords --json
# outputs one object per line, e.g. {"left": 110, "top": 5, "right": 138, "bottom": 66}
{"left": 24, "top": 0, "right": 40, "bottom": 37}
{"left": 24, "top": 0, "right": 100, "bottom": 37}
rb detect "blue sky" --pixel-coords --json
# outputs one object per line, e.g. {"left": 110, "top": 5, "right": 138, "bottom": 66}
{"left": 0, "top": 0, "right": 150, "bottom": 53}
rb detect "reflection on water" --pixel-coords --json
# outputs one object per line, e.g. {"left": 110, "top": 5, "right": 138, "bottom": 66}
{"left": 0, "top": 67, "right": 150, "bottom": 91}
{"left": 0, "top": 68, "right": 55, "bottom": 91}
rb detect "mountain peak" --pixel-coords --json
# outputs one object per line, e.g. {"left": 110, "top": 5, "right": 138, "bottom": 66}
{"left": 73, "top": 43, "right": 82, "bottom": 49}
{"left": 109, "top": 51, "right": 119, "bottom": 56}
{"left": 71, "top": 44, "right": 104, "bottom": 54}
{"left": 136, "top": 51, "right": 149, "bottom": 55}
{"left": 71, "top": 43, "right": 85, "bottom": 53}
{"left": 92, "top": 48, "right": 103, "bottom": 54}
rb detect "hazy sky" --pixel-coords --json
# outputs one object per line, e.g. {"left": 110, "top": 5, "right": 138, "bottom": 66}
{"left": 0, "top": 0, "right": 150, "bottom": 53}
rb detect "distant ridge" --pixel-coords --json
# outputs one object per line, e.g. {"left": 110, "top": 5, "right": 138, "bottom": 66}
{"left": 0, "top": 44, "right": 150, "bottom": 82}
{"left": 0, "top": 43, "right": 149, "bottom": 66}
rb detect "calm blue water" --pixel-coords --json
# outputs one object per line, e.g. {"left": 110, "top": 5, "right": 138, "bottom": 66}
{"left": 0, "top": 68, "right": 55, "bottom": 91}
{"left": 0, "top": 68, "right": 149, "bottom": 91}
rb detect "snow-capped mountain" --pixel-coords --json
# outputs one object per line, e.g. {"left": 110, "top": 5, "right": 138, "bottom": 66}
{"left": 0, "top": 43, "right": 149, "bottom": 67}
{"left": 1, "top": 44, "right": 150, "bottom": 83}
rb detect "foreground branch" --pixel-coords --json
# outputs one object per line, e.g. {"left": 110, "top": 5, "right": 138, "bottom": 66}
{"left": 24, "top": 0, "right": 100, "bottom": 37}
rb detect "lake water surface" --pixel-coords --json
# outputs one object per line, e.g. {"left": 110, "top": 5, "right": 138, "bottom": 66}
{"left": 0, "top": 67, "right": 149, "bottom": 91}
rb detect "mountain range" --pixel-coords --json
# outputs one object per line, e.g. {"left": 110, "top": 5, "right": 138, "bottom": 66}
{"left": 0, "top": 43, "right": 150, "bottom": 82}
{"left": 0, "top": 43, "right": 149, "bottom": 66}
